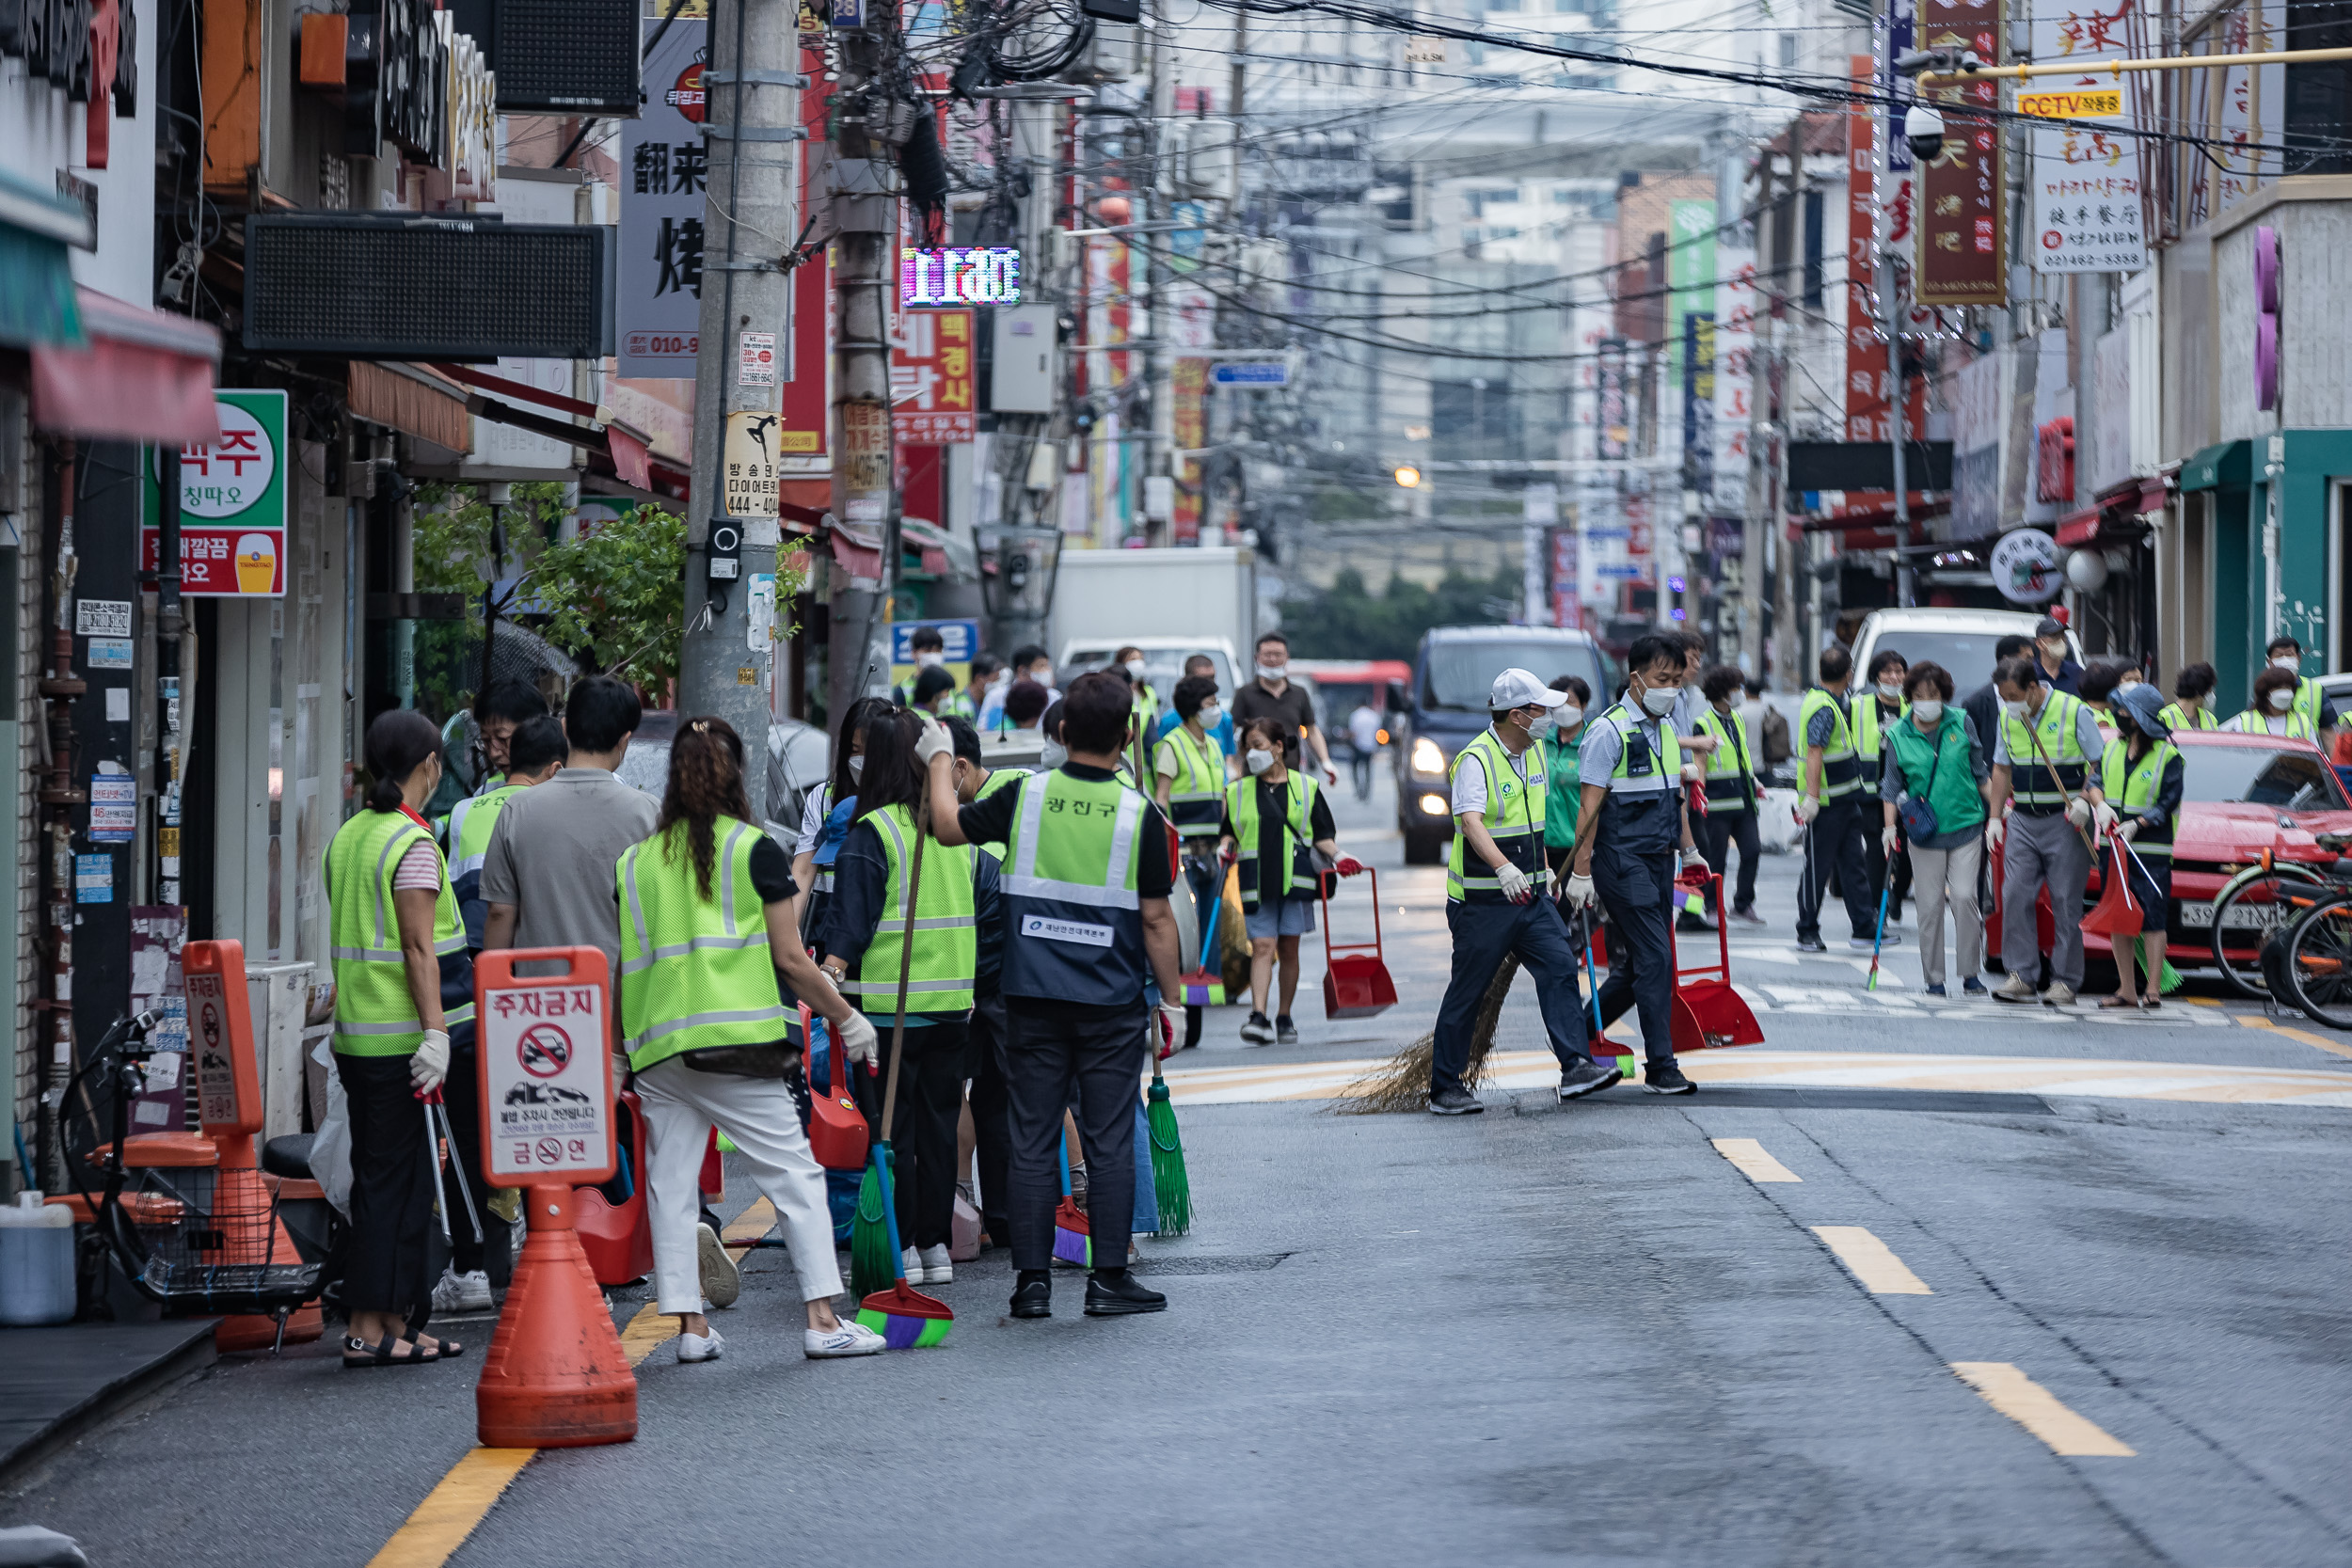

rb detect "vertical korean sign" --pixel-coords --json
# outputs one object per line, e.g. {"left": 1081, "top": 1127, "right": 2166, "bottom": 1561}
{"left": 1915, "top": 0, "right": 2003, "bottom": 305}
{"left": 1846, "top": 56, "right": 1887, "bottom": 443}
{"left": 620, "top": 20, "right": 708, "bottom": 376}
{"left": 1710, "top": 248, "right": 1756, "bottom": 515}
{"left": 2028, "top": 0, "right": 2144, "bottom": 274}
{"left": 140, "top": 389, "right": 288, "bottom": 595}
{"left": 890, "top": 309, "right": 977, "bottom": 442}
{"left": 1666, "top": 198, "right": 1715, "bottom": 482}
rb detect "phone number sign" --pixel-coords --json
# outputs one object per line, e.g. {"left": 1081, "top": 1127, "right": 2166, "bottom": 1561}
{"left": 478, "top": 952, "right": 616, "bottom": 1186}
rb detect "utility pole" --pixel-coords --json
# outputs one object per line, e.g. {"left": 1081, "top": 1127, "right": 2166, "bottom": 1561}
{"left": 1144, "top": 11, "right": 1172, "bottom": 545}
{"left": 681, "top": 0, "right": 802, "bottom": 812}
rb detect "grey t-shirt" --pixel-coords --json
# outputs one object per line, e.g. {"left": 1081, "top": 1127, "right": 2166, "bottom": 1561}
{"left": 480, "top": 767, "right": 661, "bottom": 974}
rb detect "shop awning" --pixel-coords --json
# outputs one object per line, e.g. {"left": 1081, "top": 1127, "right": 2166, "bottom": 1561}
{"left": 2179, "top": 440, "right": 2249, "bottom": 493}
{"left": 348, "top": 361, "right": 472, "bottom": 452}
{"left": 0, "top": 169, "right": 91, "bottom": 351}
{"left": 29, "top": 287, "right": 221, "bottom": 443}
{"left": 2057, "top": 477, "right": 2169, "bottom": 546}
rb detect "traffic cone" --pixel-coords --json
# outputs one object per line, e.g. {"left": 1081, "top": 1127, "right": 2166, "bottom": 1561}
{"left": 476, "top": 1184, "right": 637, "bottom": 1448}
{"left": 209, "top": 1134, "right": 323, "bottom": 1354}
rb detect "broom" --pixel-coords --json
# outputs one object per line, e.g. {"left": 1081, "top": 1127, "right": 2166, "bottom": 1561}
{"left": 1053, "top": 1132, "right": 1091, "bottom": 1267}
{"left": 852, "top": 796, "right": 955, "bottom": 1347}
{"left": 1337, "top": 953, "right": 1520, "bottom": 1114}
{"left": 850, "top": 794, "right": 921, "bottom": 1297}
{"left": 1178, "top": 874, "right": 1227, "bottom": 1006}
{"left": 1146, "top": 1012, "right": 1191, "bottom": 1235}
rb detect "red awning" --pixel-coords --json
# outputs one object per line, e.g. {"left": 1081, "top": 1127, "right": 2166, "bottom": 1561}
{"left": 29, "top": 288, "right": 220, "bottom": 443}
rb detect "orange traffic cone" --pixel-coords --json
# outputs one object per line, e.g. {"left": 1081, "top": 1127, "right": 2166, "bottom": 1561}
{"left": 210, "top": 1161, "right": 324, "bottom": 1353}
{"left": 476, "top": 1183, "right": 638, "bottom": 1448}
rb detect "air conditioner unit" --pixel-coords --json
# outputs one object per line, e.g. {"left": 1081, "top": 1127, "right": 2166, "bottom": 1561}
{"left": 1177, "top": 119, "right": 1238, "bottom": 203}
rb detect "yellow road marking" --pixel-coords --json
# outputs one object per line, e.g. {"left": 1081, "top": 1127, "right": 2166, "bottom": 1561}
{"left": 1812, "top": 1225, "right": 1931, "bottom": 1293}
{"left": 1949, "top": 1363, "right": 2135, "bottom": 1457}
{"left": 618, "top": 1301, "right": 680, "bottom": 1365}
{"left": 723, "top": 1196, "right": 777, "bottom": 1243}
{"left": 1711, "top": 1137, "right": 1801, "bottom": 1182}
{"left": 363, "top": 1448, "right": 537, "bottom": 1568}
{"left": 2236, "top": 1014, "right": 2352, "bottom": 1061}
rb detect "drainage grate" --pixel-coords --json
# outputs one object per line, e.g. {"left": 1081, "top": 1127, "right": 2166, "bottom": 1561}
{"left": 1694, "top": 1086, "right": 2054, "bottom": 1116}
{"left": 1128, "top": 1252, "right": 1294, "bottom": 1276}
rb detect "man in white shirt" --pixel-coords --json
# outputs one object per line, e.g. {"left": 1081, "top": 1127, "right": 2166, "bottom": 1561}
{"left": 1346, "top": 702, "right": 1381, "bottom": 800}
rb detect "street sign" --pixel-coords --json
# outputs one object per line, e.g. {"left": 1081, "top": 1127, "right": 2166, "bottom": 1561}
{"left": 138, "top": 390, "right": 290, "bottom": 596}
{"left": 183, "top": 940, "right": 262, "bottom": 1137}
{"left": 723, "top": 410, "right": 781, "bottom": 517}
{"left": 478, "top": 947, "right": 616, "bottom": 1188}
{"left": 618, "top": 20, "right": 707, "bottom": 376}
{"left": 1210, "top": 361, "right": 1288, "bottom": 387}
{"left": 890, "top": 309, "right": 977, "bottom": 443}
{"left": 2017, "top": 88, "right": 2123, "bottom": 119}
{"left": 1991, "top": 528, "right": 2062, "bottom": 604}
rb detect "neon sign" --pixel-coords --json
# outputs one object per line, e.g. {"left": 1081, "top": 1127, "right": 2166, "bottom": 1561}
{"left": 900, "top": 247, "right": 1022, "bottom": 308}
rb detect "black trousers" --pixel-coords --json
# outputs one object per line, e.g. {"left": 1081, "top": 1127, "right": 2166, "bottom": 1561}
{"left": 1003, "top": 1001, "right": 1146, "bottom": 1274}
{"left": 965, "top": 999, "right": 1012, "bottom": 1244}
{"left": 852, "top": 1017, "right": 969, "bottom": 1252}
{"left": 436, "top": 1046, "right": 502, "bottom": 1278}
{"left": 1431, "top": 895, "right": 1591, "bottom": 1095}
{"left": 1797, "top": 795, "right": 1876, "bottom": 942}
{"left": 336, "top": 1052, "right": 437, "bottom": 1319}
{"left": 1863, "top": 809, "right": 1913, "bottom": 923}
{"left": 1594, "top": 841, "right": 1677, "bottom": 1068}
{"left": 1699, "top": 807, "right": 1762, "bottom": 914}
{"left": 1179, "top": 850, "right": 1221, "bottom": 1050}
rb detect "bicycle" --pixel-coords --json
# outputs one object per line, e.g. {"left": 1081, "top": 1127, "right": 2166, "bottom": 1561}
{"left": 2202, "top": 847, "right": 2344, "bottom": 998}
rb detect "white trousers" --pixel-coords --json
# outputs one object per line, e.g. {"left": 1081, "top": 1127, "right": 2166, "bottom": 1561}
{"left": 635, "top": 1057, "right": 842, "bottom": 1315}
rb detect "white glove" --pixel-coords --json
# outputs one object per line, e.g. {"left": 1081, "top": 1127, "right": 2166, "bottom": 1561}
{"left": 2064, "top": 796, "right": 2092, "bottom": 830}
{"left": 834, "top": 1009, "right": 879, "bottom": 1067}
{"left": 1158, "top": 1000, "right": 1186, "bottom": 1054}
{"left": 1882, "top": 824, "right": 1899, "bottom": 855}
{"left": 1984, "top": 814, "right": 2005, "bottom": 852}
{"left": 1679, "top": 847, "right": 1707, "bottom": 877}
{"left": 410, "top": 1028, "right": 450, "bottom": 1093}
{"left": 914, "top": 713, "right": 953, "bottom": 768}
{"left": 2091, "top": 800, "right": 2119, "bottom": 834}
{"left": 1495, "top": 863, "right": 1534, "bottom": 904}
{"left": 1796, "top": 795, "right": 1821, "bottom": 824}
{"left": 1561, "top": 872, "right": 1596, "bottom": 910}
{"left": 2118, "top": 818, "right": 2140, "bottom": 842}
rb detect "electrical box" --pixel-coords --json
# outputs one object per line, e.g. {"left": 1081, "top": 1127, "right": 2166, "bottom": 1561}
{"left": 447, "top": 0, "right": 643, "bottom": 114}
{"left": 1177, "top": 119, "right": 1238, "bottom": 203}
{"left": 989, "top": 304, "right": 1058, "bottom": 415}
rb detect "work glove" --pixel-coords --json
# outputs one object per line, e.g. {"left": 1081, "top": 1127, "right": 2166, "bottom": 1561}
{"left": 1495, "top": 863, "right": 1534, "bottom": 904}
{"left": 914, "top": 713, "right": 953, "bottom": 768}
{"left": 834, "top": 1009, "right": 879, "bottom": 1068}
{"left": 1560, "top": 871, "right": 1596, "bottom": 910}
{"left": 2064, "top": 796, "right": 2092, "bottom": 831}
{"left": 1882, "top": 824, "right": 1899, "bottom": 855}
{"left": 1157, "top": 1001, "right": 1186, "bottom": 1058}
{"left": 410, "top": 1028, "right": 450, "bottom": 1094}
{"left": 1334, "top": 855, "right": 1366, "bottom": 878}
{"left": 2119, "top": 818, "right": 2140, "bottom": 842}
{"left": 1677, "top": 847, "right": 1708, "bottom": 881}
{"left": 2091, "top": 800, "right": 2119, "bottom": 834}
{"left": 1795, "top": 795, "right": 1820, "bottom": 824}
{"left": 1984, "top": 814, "right": 2005, "bottom": 852}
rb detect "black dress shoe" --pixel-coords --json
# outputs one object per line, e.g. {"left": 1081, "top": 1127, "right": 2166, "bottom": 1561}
{"left": 1009, "top": 1275, "right": 1052, "bottom": 1319}
{"left": 1085, "top": 1269, "right": 1168, "bottom": 1316}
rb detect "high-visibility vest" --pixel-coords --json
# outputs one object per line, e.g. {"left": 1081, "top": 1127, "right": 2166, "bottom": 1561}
{"left": 972, "top": 766, "right": 1027, "bottom": 861}
{"left": 1851, "top": 694, "right": 1905, "bottom": 782}
{"left": 999, "top": 768, "right": 1149, "bottom": 1007}
{"left": 2224, "top": 707, "right": 2318, "bottom": 740}
{"left": 615, "top": 816, "right": 791, "bottom": 1073}
{"left": 1798, "top": 688, "right": 1862, "bottom": 799}
{"left": 1133, "top": 683, "right": 1160, "bottom": 737}
{"left": 2101, "top": 738, "right": 2181, "bottom": 858}
{"left": 1229, "top": 770, "right": 1322, "bottom": 910}
{"left": 948, "top": 689, "right": 977, "bottom": 721}
{"left": 1588, "top": 700, "right": 1681, "bottom": 854}
{"left": 1696, "top": 705, "right": 1754, "bottom": 812}
{"left": 2156, "top": 700, "right": 2218, "bottom": 732}
{"left": 325, "top": 808, "right": 474, "bottom": 1056}
{"left": 2294, "top": 673, "right": 2325, "bottom": 732}
{"left": 838, "top": 802, "right": 977, "bottom": 1016}
{"left": 1447, "top": 727, "right": 1546, "bottom": 903}
{"left": 1999, "top": 689, "right": 2093, "bottom": 806}
{"left": 444, "top": 783, "right": 522, "bottom": 895}
{"left": 1160, "top": 723, "right": 1227, "bottom": 838}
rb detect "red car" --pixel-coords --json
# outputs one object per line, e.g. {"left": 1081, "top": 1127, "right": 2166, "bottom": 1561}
{"left": 1986, "top": 729, "right": 2352, "bottom": 981}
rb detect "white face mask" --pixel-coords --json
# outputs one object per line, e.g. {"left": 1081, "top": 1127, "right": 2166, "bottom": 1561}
{"left": 1640, "top": 684, "right": 1678, "bottom": 718}
{"left": 2273, "top": 655, "right": 2302, "bottom": 672}
{"left": 2269, "top": 688, "right": 2296, "bottom": 712}
{"left": 1911, "top": 699, "right": 1944, "bottom": 725}
{"left": 1124, "top": 659, "right": 1146, "bottom": 678}
{"left": 2040, "top": 640, "right": 2068, "bottom": 661}
{"left": 847, "top": 755, "right": 865, "bottom": 783}
{"left": 1040, "top": 738, "right": 1070, "bottom": 768}
{"left": 1521, "top": 707, "right": 1555, "bottom": 736}
{"left": 915, "top": 652, "right": 945, "bottom": 669}
{"left": 2003, "top": 698, "right": 2029, "bottom": 720}
{"left": 1877, "top": 681, "right": 1903, "bottom": 701}
{"left": 1256, "top": 662, "right": 1287, "bottom": 682}
{"left": 1197, "top": 702, "right": 1221, "bottom": 727}
{"left": 1552, "top": 705, "right": 1582, "bottom": 729}
{"left": 1245, "top": 748, "right": 1275, "bottom": 775}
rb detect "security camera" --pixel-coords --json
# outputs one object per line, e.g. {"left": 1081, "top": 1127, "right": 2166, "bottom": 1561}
{"left": 1904, "top": 103, "right": 1947, "bottom": 163}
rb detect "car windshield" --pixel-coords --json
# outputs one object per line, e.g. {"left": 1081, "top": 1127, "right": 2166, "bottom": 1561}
{"left": 1422, "top": 640, "right": 1607, "bottom": 711}
{"left": 2179, "top": 744, "right": 2350, "bottom": 810}
{"left": 1858, "top": 630, "right": 2024, "bottom": 689}
{"left": 1064, "top": 648, "right": 1236, "bottom": 703}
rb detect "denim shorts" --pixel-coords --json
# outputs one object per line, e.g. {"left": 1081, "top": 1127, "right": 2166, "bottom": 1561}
{"left": 1246, "top": 891, "right": 1317, "bottom": 940}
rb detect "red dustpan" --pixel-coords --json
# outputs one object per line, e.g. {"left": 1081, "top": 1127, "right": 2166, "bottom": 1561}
{"left": 2078, "top": 830, "right": 2143, "bottom": 939}
{"left": 1668, "top": 872, "right": 1765, "bottom": 1053}
{"left": 1321, "top": 864, "right": 1397, "bottom": 1019}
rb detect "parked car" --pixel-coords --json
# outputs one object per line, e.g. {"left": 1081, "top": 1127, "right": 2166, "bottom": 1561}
{"left": 1392, "top": 626, "right": 1613, "bottom": 864}
{"left": 1850, "top": 606, "right": 2081, "bottom": 696}
{"left": 615, "top": 709, "right": 830, "bottom": 837}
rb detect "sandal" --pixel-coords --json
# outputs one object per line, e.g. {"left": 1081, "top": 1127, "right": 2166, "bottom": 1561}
{"left": 405, "top": 1331, "right": 466, "bottom": 1359}
{"left": 343, "top": 1333, "right": 437, "bottom": 1370}
{"left": 2138, "top": 997, "right": 2162, "bottom": 1010}
{"left": 2096, "top": 995, "right": 2138, "bottom": 1010}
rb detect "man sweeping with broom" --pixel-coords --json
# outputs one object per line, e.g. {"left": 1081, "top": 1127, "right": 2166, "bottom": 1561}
{"left": 917, "top": 673, "right": 1190, "bottom": 1319}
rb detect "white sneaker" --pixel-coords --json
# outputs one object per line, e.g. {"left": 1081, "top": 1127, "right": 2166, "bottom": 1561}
{"left": 675, "top": 1327, "right": 725, "bottom": 1363}
{"left": 902, "top": 1245, "right": 923, "bottom": 1281}
{"left": 698, "top": 1223, "right": 741, "bottom": 1308}
{"left": 918, "top": 1243, "right": 953, "bottom": 1284}
{"left": 804, "top": 1322, "right": 888, "bottom": 1358}
{"left": 2042, "top": 981, "right": 2076, "bottom": 1007}
{"left": 430, "top": 1266, "right": 492, "bottom": 1314}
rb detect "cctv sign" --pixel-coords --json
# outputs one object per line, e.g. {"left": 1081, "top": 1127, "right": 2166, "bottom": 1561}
{"left": 477, "top": 947, "right": 616, "bottom": 1186}
{"left": 900, "top": 246, "right": 1022, "bottom": 308}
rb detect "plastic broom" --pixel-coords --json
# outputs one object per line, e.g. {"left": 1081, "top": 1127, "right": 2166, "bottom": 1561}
{"left": 1146, "top": 1012, "right": 1191, "bottom": 1236}
{"left": 850, "top": 798, "right": 930, "bottom": 1300}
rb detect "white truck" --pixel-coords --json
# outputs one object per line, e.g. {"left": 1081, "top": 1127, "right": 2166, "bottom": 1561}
{"left": 1050, "top": 545, "right": 1260, "bottom": 702}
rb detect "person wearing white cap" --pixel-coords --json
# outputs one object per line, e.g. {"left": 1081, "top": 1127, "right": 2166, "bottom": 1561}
{"left": 1560, "top": 633, "right": 1705, "bottom": 1095}
{"left": 1426, "top": 667, "right": 1615, "bottom": 1115}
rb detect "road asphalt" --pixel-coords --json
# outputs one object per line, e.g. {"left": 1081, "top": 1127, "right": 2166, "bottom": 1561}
{"left": 7, "top": 771, "right": 2349, "bottom": 1566}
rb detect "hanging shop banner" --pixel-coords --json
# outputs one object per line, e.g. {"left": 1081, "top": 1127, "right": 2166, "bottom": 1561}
{"left": 138, "top": 389, "right": 289, "bottom": 596}
{"left": 2185, "top": 0, "right": 2283, "bottom": 227}
{"left": 1684, "top": 313, "right": 1715, "bottom": 501}
{"left": 1709, "top": 247, "right": 1756, "bottom": 516}
{"left": 1846, "top": 57, "right": 1889, "bottom": 444}
{"left": 890, "top": 308, "right": 977, "bottom": 443}
{"left": 778, "top": 246, "right": 834, "bottom": 470}
{"left": 1913, "top": 2, "right": 2005, "bottom": 307}
{"left": 1666, "top": 198, "right": 1714, "bottom": 473}
{"left": 2027, "top": 0, "right": 2144, "bottom": 275}
{"left": 620, "top": 19, "right": 708, "bottom": 377}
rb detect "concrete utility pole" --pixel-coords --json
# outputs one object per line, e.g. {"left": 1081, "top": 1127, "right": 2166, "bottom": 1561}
{"left": 1144, "top": 14, "right": 1172, "bottom": 544}
{"left": 681, "top": 0, "right": 802, "bottom": 813}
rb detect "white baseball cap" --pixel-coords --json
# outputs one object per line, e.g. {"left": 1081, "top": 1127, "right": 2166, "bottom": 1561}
{"left": 1488, "top": 668, "right": 1567, "bottom": 712}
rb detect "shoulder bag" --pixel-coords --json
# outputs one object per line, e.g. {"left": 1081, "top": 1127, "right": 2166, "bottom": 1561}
{"left": 1896, "top": 722, "right": 1948, "bottom": 841}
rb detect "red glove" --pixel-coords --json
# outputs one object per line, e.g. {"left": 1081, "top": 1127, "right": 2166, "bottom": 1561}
{"left": 1334, "top": 855, "right": 1365, "bottom": 877}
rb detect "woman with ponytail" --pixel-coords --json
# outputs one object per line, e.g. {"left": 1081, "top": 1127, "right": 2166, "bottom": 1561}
{"left": 323, "top": 710, "right": 476, "bottom": 1367}
{"left": 615, "top": 717, "right": 888, "bottom": 1365}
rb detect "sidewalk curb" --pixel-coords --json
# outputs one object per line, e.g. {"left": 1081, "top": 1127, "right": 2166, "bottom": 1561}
{"left": 0, "top": 1322, "right": 217, "bottom": 1494}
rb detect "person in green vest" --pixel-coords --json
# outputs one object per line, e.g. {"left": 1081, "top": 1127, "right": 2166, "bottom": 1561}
{"left": 2158, "top": 661, "right": 2221, "bottom": 732}
{"left": 910, "top": 664, "right": 961, "bottom": 719}
{"left": 618, "top": 716, "right": 886, "bottom": 1366}
{"left": 1852, "top": 648, "right": 1911, "bottom": 930}
{"left": 1219, "top": 716, "right": 1363, "bottom": 1044}
{"left": 442, "top": 714, "right": 564, "bottom": 952}
{"left": 1155, "top": 673, "right": 1232, "bottom": 1052}
{"left": 1794, "top": 645, "right": 1883, "bottom": 953}
{"left": 324, "top": 710, "right": 479, "bottom": 1368}
{"left": 1878, "top": 660, "right": 1992, "bottom": 998}
{"left": 2263, "top": 634, "right": 2338, "bottom": 739}
{"left": 1692, "top": 664, "right": 1768, "bottom": 928}
{"left": 1539, "top": 673, "right": 1592, "bottom": 887}
{"left": 1115, "top": 644, "right": 1161, "bottom": 743}
{"left": 2100, "top": 685, "right": 2185, "bottom": 1009}
{"left": 818, "top": 709, "right": 992, "bottom": 1287}
{"left": 2226, "top": 665, "right": 2322, "bottom": 740}
{"left": 1985, "top": 655, "right": 2110, "bottom": 1006}
{"left": 940, "top": 716, "right": 1024, "bottom": 1252}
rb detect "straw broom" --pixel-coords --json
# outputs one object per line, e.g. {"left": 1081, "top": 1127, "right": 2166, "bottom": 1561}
{"left": 1336, "top": 954, "right": 1520, "bottom": 1115}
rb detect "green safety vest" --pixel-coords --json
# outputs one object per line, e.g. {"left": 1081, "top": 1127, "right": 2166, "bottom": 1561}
{"left": 839, "top": 802, "right": 977, "bottom": 1015}
{"left": 1798, "top": 687, "right": 1863, "bottom": 800}
{"left": 1696, "top": 705, "right": 1754, "bottom": 812}
{"left": 1133, "top": 683, "right": 1160, "bottom": 736}
{"left": 1228, "top": 769, "right": 1321, "bottom": 910}
{"left": 1851, "top": 693, "right": 1906, "bottom": 782}
{"left": 2101, "top": 738, "right": 2180, "bottom": 857}
{"left": 444, "top": 783, "right": 522, "bottom": 887}
{"left": 615, "top": 816, "right": 790, "bottom": 1073}
{"left": 325, "top": 808, "right": 473, "bottom": 1056}
{"left": 2156, "top": 700, "right": 2218, "bottom": 732}
{"left": 999, "top": 768, "right": 1149, "bottom": 1006}
{"left": 948, "top": 689, "right": 977, "bottom": 721}
{"left": 972, "top": 766, "right": 1027, "bottom": 861}
{"left": 2225, "top": 707, "right": 2319, "bottom": 740}
{"left": 2295, "top": 672, "right": 2325, "bottom": 732}
{"left": 1161, "top": 722, "right": 1227, "bottom": 838}
{"left": 1999, "top": 690, "right": 2093, "bottom": 806}
{"left": 1884, "top": 714, "right": 1985, "bottom": 836}
{"left": 1446, "top": 727, "right": 1546, "bottom": 904}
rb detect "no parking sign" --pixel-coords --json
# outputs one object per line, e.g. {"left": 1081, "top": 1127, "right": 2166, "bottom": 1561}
{"left": 476, "top": 948, "right": 617, "bottom": 1187}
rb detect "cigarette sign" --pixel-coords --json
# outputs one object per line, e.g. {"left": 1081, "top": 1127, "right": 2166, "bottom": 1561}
{"left": 2018, "top": 88, "right": 2122, "bottom": 119}
{"left": 478, "top": 948, "right": 616, "bottom": 1187}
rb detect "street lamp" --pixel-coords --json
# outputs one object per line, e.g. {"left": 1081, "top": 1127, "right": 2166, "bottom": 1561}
{"left": 1394, "top": 465, "right": 1422, "bottom": 488}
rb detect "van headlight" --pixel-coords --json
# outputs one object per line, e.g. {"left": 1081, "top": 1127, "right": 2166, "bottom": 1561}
{"left": 1409, "top": 736, "right": 1447, "bottom": 776}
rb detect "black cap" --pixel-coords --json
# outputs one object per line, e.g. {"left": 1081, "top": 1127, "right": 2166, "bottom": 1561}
{"left": 2033, "top": 615, "right": 2065, "bottom": 639}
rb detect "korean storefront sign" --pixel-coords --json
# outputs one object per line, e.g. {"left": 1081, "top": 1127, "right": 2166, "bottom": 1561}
{"left": 890, "top": 308, "right": 976, "bottom": 443}
{"left": 139, "top": 389, "right": 289, "bottom": 596}
{"left": 1916, "top": 0, "right": 2006, "bottom": 303}
{"left": 619, "top": 20, "right": 708, "bottom": 376}
{"left": 2027, "top": 0, "right": 2145, "bottom": 274}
